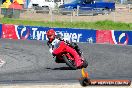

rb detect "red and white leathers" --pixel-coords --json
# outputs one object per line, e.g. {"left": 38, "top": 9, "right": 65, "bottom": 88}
{"left": 48, "top": 37, "right": 83, "bottom": 68}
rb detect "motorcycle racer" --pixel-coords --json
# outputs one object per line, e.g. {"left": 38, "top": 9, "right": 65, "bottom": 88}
{"left": 46, "top": 29, "right": 84, "bottom": 68}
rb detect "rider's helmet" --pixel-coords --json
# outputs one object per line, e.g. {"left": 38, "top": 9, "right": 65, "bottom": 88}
{"left": 46, "top": 29, "right": 56, "bottom": 42}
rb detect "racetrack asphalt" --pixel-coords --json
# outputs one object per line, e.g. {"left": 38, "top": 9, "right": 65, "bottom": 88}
{"left": 0, "top": 39, "right": 132, "bottom": 84}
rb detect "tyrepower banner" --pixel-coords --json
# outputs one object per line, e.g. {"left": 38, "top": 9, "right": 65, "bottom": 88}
{"left": 1, "top": 24, "right": 96, "bottom": 43}
{"left": 2, "top": 24, "right": 132, "bottom": 45}
{"left": 96, "top": 30, "right": 132, "bottom": 45}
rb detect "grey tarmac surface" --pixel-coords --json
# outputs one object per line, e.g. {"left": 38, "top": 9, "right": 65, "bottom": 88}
{"left": 0, "top": 39, "right": 132, "bottom": 84}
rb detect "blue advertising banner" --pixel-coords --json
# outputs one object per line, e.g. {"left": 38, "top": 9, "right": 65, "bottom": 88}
{"left": 16, "top": 25, "right": 96, "bottom": 43}
{"left": 2, "top": 24, "right": 132, "bottom": 45}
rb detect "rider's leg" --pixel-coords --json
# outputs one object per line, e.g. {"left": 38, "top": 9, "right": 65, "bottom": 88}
{"left": 52, "top": 41, "right": 65, "bottom": 62}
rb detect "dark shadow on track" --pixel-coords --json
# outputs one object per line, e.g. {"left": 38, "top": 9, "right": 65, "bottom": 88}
{"left": 46, "top": 67, "right": 76, "bottom": 70}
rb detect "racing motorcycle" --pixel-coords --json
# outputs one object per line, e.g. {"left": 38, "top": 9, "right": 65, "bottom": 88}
{"left": 53, "top": 40, "right": 88, "bottom": 70}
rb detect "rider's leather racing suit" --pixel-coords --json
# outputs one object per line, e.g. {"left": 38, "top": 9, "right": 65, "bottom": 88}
{"left": 47, "top": 34, "right": 83, "bottom": 68}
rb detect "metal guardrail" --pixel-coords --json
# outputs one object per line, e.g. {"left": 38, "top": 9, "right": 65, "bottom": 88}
{"left": 1, "top": 4, "right": 132, "bottom": 23}
{"left": 25, "top": 5, "right": 112, "bottom": 16}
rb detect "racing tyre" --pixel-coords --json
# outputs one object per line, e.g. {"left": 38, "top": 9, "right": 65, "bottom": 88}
{"left": 62, "top": 55, "right": 77, "bottom": 70}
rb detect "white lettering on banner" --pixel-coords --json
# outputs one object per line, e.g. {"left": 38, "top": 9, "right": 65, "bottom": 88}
{"left": 31, "top": 29, "right": 82, "bottom": 42}
{"left": 58, "top": 32, "right": 82, "bottom": 42}
{"left": 72, "top": 33, "right": 77, "bottom": 42}
{"left": 87, "top": 37, "right": 93, "bottom": 43}
{"left": 32, "top": 28, "right": 47, "bottom": 40}
{"left": 36, "top": 31, "right": 47, "bottom": 40}
{"left": 32, "top": 28, "right": 38, "bottom": 39}
{"left": 37, "top": 31, "right": 42, "bottom": 40}
{"left": 65, "top": 33, "right": 82, "bottom": 42}
{"left": 41, "top": 31, "right": 46, "bottom": 40}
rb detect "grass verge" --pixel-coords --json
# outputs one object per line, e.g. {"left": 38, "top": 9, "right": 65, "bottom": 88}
{"left": 0, "top": 18, "right": 132, "bottom": 30}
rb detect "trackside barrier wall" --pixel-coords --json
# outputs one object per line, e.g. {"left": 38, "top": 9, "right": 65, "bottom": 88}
{"left": 0, "top": 24, "right": 132, "bottom": 45}
{"left": 1, "top": 24, "right": 96, "bottom": 43}
{"left": 96, "top": 30, "right": 132, "bottom": 45}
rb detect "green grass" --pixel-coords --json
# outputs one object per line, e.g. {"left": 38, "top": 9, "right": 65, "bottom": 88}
{"left": 0, "top": 18, "right": 132, "bottom": 30}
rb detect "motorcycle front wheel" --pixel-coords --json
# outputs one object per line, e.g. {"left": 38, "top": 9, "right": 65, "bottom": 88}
{"left": 62, "top": 55, "right": 77, "bottom": 70}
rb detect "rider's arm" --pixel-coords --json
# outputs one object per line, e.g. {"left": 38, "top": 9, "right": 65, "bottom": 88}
{"left": 47, "top": 39, "right": 60, "bottom": 55}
